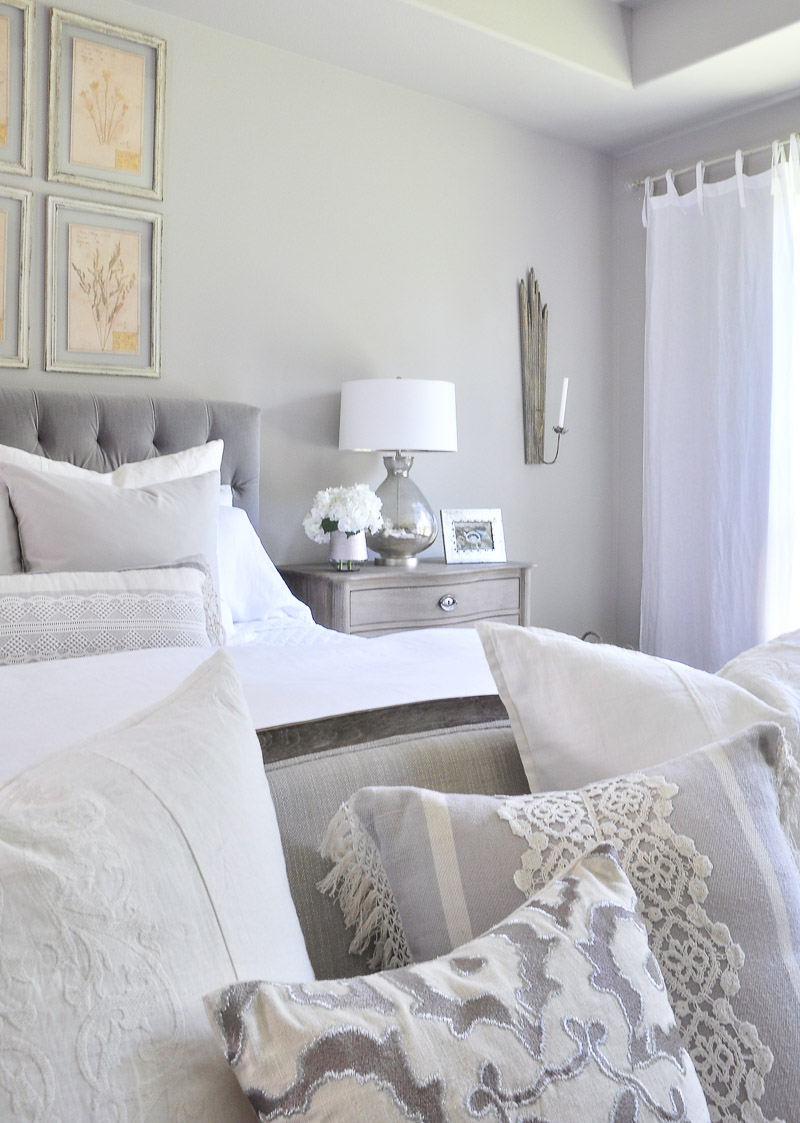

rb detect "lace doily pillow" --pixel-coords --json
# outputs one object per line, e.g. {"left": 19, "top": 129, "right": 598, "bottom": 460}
{"left": 210, "top": 846, "right": 710, "bottom": 1122}
{"left": 321, "top": 722, "right": 800, "bottom": 1123}
{"left": 0, "top": 556, "right": 223, "bottom": 665}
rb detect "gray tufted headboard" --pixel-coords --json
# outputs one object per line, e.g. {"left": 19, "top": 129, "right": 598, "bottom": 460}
{"left": 0, "top": 389, "right": 261, "bottom": 525}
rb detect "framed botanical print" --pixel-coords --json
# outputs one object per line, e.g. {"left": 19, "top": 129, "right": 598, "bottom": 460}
{"left": 0, "top": 0, "right": 34, "bottom": 176}
{"left": 0, "top": 185, "right": 30, "bottom": 366}
{"left": 48, "top": 9, "right": 166, "bottom": 199}
{"left": 45, "top": 195, "right": 162, "bottom": 377}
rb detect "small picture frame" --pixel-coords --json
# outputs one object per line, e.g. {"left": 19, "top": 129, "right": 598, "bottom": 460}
{"left": 45, "top": 194, "right": 162, "bottom": 378}
{"left": 48, "top": 8, "right": 166, "bottom": 200}
{"left": 0, "top": 0, "right": 34, "bottom": 177}
{"left": 441, "top": 508, "right": 507, "bottom": 564}
{"left": 0, "top": 185, "right": 31, "bottom": 367}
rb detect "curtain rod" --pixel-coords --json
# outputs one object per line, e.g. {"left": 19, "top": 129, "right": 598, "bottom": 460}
{"left": 626, "top": 134, "right": 797, "bottom": 190}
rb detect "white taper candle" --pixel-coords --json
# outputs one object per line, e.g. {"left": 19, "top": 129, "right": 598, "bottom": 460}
{"left": 558, "top": 377, "right": 569, "bottom": 428}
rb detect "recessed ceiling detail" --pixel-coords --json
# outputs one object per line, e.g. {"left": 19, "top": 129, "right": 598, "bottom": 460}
{"left": 134, "top": 0, "right": 800, "bottom": 152}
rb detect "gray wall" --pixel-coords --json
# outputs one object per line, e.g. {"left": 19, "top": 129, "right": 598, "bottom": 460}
{"left": 611, "top": 92, "right": 800, "bottom": 648}
{"left": 3, "top": 0, "right": 618, "bottom": 640}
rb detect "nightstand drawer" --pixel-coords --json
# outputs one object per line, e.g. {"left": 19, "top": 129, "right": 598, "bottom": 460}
{"left": 350, "top": 576, "right": 522, "bottom": 630}
{"left": 278, "top": 561, "right": 531, "bottom": 636}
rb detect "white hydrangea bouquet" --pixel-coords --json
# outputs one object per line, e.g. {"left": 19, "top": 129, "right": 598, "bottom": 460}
{"left": 302, "top": 484, "right": 383, "bottom": 543}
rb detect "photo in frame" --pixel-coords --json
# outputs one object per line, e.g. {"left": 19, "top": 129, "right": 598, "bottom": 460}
{"left": 441, "top": 508, "right": 507, "bottom": 564}
{"left": 0, "top": 0, "right": 34, "bottom": 176}
{"left": 45, "top": 195, "right": 162, "bottom": 377}
{"left": 0, "top": 185, "right": 30, "bottom": 366}
{"left": 48, "top": 8, "right": 165, "bottom": 199}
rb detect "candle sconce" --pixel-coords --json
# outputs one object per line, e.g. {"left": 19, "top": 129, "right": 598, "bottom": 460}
{"left": 519, "top": 267, "right": 568, "bottom": 464}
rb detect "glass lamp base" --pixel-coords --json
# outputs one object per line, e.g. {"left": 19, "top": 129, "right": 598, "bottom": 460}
{"left": 367, "top": 454, "right": 438, "bottom": 565}
{"left": 373, "top": 556, "right": 419, "bottom": 567}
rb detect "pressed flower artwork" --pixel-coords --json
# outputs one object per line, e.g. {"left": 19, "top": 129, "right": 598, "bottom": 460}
{"left": 46, "top": 196, "right": 160, "bottom": 375}
{"left": 0, "top": 208, "right": 7, "bottom": 342}
{"left": 70, "top": 38, "right": 144, "bottom": 174}
{"left": 0, "top": 0, "right": 34, "bottom": 177}
{"left": 0, "top": 16, "right": 9, "bottom": 149}
{"left": 67, "top": 223, "right": 140, "bottom": 354}
{"left": 0, "top": 185, "right": 30, "bottom": 367}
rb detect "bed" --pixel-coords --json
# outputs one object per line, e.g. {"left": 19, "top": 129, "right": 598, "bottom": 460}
{"left": 0, "top": 388, "right": 798, "bottom": 1123}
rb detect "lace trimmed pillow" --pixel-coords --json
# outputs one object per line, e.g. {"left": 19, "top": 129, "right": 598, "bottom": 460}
{"left": 207, "top": 845, "right": 710, "bottom": 1122}
{"left": 0, "top": 556, "right": 223, "bottom": 665}
{"left": 321, "top": 723, "right": 800, "bottom": 1123}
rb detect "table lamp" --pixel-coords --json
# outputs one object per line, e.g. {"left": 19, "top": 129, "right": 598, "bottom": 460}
{"left": 339, "top": 378, "right": 458, "bottom": 566}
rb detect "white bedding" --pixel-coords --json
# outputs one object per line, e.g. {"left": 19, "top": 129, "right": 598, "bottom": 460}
{"left": 0, "top": 620, "right": 498, "bottom": 780}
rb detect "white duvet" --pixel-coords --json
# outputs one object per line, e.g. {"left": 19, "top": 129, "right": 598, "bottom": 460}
{"left": 0, "top": 621, "right": 498, "bottom": 780}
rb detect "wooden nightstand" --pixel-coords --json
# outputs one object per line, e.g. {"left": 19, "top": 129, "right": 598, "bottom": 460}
{"left": 278, "top": 561, "right": 532, "bottom": 637}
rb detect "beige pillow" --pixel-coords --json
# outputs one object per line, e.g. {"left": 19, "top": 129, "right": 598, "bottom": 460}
{"left": 476, "top": 621, "right": 784, "bottom": 790}
{"left": 2, "top": 464, "right": 220, "bottom": 589}
{"left": 0, "top": 440, "right": 223, "bottom": 575}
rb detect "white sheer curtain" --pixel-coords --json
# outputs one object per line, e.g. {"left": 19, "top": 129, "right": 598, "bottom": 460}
{"left": 641, "top": 141, "right": 800, "bottom": 671}
{"left": 765, "top": 140, "right": 800, "bottom": 640}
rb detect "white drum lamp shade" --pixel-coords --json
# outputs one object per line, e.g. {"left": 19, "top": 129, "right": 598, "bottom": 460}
{"left": 338, "top": 379, "right": 458, "bottom": 566}
{"left": 338, "top": 379, "right": 458, "bottom": 454}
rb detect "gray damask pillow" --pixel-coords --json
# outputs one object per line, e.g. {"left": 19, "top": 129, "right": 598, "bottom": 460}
{"left": 321, "top": 723, "right": 800, "bottom": 1123}
{"left": 207, "top": 846, "right": 710, "bottom": 1122}
{"left": 0, "top": 557, "right": 223, "bottom": 664}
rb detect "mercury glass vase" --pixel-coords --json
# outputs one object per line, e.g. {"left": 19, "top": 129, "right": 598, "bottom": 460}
{"left": 328, "top": 529, "right": 367, "bottom": 571}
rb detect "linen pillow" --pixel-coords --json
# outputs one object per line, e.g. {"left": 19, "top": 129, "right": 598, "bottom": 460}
{"left": 2, "top": 464, "right": 220, "bottom": 588}
{"left": 207, "top": 846, "right": 709, "bottom": 1122}
{"left": 321, "top": 723, "right": 800, "bottom": 1123}
{"left": 0, "top": 440, "right": 224, "bottom": 575}
{"left": 0, "top": 650, "right": 313, "bottom": 1123}
{"left": 476, "top": 621, "right": 784, "bottom": 791}
{"left": 0, "top": 557, "right": 223, "bottom": 666}
{"left": 718, "top": 628, "right": 800, "bottom": 729}
{"left": 217, "top": 505, "right": 311, "bottom": 625}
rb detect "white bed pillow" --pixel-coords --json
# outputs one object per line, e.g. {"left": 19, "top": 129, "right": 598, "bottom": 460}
{"left": 0, "top": 557, "right": 223, "bottom": 665}
{"left": 217, "top": 505, "right": 311, "bottom": 625}
{"left": 0, "top": 437, "right": 223, "bottom": 483}
{"left": 2, "top": 464, "right": 220, "bottom": 589}
{"left": 0, "top": 440, "right": 224, "bottom": 575}
{"left": 476, "top": 622, "right": 785, "bottom": 791}
{"left": 0, "top": 649, "right": 313, "bottom": 1122}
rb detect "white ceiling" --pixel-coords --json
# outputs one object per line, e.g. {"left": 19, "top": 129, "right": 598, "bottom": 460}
{"left": 135, "top": 0, "right": 800, "bottom": 153}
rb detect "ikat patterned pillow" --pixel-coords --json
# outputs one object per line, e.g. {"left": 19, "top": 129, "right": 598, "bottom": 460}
{"left": 206, "top": 846, "right": 710, "bottom": 1123}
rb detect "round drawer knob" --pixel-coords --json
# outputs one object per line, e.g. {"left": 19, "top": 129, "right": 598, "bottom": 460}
{"left": 438, "top": 594, "right": 457, "bottom": 612}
